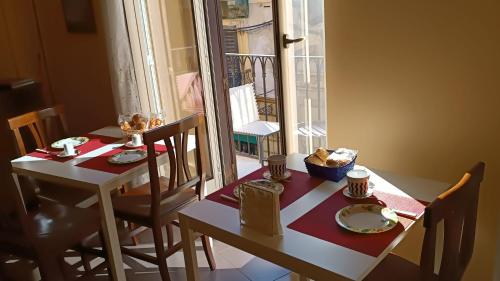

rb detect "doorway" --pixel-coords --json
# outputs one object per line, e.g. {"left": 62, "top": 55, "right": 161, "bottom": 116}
{"left": 123, "top": 0, "right": 225, "bottom": 192}
{"left": 209, "top": 0, "right": 327, "bottom": 180}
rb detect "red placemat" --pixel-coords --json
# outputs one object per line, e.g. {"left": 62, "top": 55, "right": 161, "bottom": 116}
{"left": 287, "top": 186, "right": 427, "bottom": 257}
{"left": 206, "top": 167, "right": 324, "bottom": 210}
{"left": 26, "top": 134, "right": 120, "bottom": 163}
{"left": 75, "top": 144, "right": 168, "bottom": 174}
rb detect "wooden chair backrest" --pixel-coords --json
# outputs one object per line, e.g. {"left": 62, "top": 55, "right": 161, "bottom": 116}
{"left": 420, "top": 162, "right": 485, "bottom": 281}
{"left": 37, "top": 105, "right": 68, "bottom": 143}
{"left": 7, "top": 111, "right": 46, "bottom": 156}
{"left": 7, "top": 105, "right": 67, "bottom": 156}
{"left": 142, "top": 113, "right": 207, "bottom": 218}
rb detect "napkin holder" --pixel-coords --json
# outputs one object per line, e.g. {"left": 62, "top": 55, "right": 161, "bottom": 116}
{"left": 239, "top": 181, "right": 282, "bottom": 236}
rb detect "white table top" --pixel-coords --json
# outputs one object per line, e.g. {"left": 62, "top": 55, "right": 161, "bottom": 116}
{"left": 180, "top": 154, "right": 450, "bottom": 280}
{"left": 10, "top": 126, "right": 196, "bottom": 190}
{"left": 233, "top": 120, "right": 280, "bottom": 137}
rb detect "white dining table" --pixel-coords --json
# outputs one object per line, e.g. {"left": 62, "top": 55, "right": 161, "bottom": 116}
{"left": 10, "top": 126, "right": 196, "bottom": 281}
{"left": 179, "top": 154, "right": 450, "bottom": 281}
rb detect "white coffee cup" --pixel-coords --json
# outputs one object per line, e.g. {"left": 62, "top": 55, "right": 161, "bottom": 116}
{"left": 346, "top": 169, "right": 370, "bottom": 197}
{"left": 266, "top": 154, "right": 287, "bottom": 179}
{"left": 63, "top": 143, "right": 76, "bottom": 156}
{"left": 131, "top": 133, "right": 143, "bottom": 146}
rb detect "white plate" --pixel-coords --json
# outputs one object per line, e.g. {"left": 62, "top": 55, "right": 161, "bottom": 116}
{"left": 233, "top": 179, "right": 284, "bottom": 198}
{"left": 56, "top": 149, "right": 80, "bottom": 158}
{"left": 343, "top": 182, "right": 375, "bottom": 199}
{"left": 263, "top": 170, "right": 292, "bottom": 181}
{"left": 108, "top": 150, "right": 147, "bottom": 165}
{"left": 335, "top": 204, "right": 398, "bottom": 234}
{"left": 124, "top": 141, "right": 144, "bottom": 148}
{"left": 51, "top": 137, "right": 89, "bottom": 149}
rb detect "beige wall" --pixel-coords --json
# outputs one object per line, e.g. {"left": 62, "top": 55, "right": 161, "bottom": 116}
{"left": 33, "top": 0, "right": 116, "bottom": 134}
{"left": 325, "top": 0, "right": 500, "bottom": 280}
{"left": 0, "top": 0, "right": 116, "bottom": 135}
{"left": 0, "top": 0, "right": 51, "bottom": 102}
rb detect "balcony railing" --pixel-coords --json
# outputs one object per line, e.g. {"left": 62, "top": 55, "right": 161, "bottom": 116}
{"left": 225, "top": 53, "right": 326, "bottom": 157}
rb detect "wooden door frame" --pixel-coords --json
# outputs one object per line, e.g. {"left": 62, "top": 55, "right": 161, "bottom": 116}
{"left": 202, "top": 0, "right": 287, "bottom": 185}
{"left": 202, "top": 0, "right": 237, "bottom": 184}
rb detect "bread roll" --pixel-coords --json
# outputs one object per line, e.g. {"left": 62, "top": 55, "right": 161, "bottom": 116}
{"left": 326, "top": 158, "right": 349, "bottom": 168}
{"left": 120, "top": 121, "right": 131, "bottom": 131}
{"left": 314, "top": 147, "right": 330, "bottom": 162}
{"left": 132, "top": 114, "right": 142, "bottom": 124}
{"left": 307, "top": 154, "right": 325, "bottom": 166}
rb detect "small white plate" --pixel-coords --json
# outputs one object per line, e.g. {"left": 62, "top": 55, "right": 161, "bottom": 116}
{"left": 124, "top": 141, "right": 144, "bottom": 148}
{"left": 233, "top": 179, "right": 284, "bottom": 198}
{"left": 263, "top": 170, "right": 292, "bottom": 181}
{"left": 51, "top": 137, "right": 89, "bottom": 149}
{"left": 335, "top": 204, "right": 398, "bottom": 234}
{"left": 56, "top": 149, "right": 80, "bottom": 158}
{"left": 108, "top": 150, "right": 147, "bottom": 165}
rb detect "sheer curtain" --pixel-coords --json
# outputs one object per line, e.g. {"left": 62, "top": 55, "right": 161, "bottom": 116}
{"left": 99, "top": 0, "right": 142, "bottom": 114}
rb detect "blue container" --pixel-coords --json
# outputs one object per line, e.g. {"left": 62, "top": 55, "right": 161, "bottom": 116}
{"left": 304, "top": 153, "right": 357, "bottom": 182}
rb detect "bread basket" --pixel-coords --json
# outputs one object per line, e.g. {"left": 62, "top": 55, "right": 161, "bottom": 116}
{"left": 304, "top": 150, "right": 356, "bottom": 182}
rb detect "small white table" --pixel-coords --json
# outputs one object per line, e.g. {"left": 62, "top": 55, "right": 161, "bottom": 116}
{"left": 233, "top": 120, "right": 280, "bottom": 165}
{"left": 10, "top": 126, "right": 197, "bottom": 281}
{"left": 179, "top": 154, "right": 449, "bottom": 281}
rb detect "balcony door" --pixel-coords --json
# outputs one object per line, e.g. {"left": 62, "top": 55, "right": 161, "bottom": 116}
{"left": 123, "top": 0, "right": 224, "bottom": 192}
{"left": 278, "top": 0, "right": 327, "bottom": 155}
{"left": 204, "top": 0, "right": 326, "bottom": 182}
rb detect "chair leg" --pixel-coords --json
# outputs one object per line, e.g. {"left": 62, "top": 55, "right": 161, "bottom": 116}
{"left": 201, "top": 235, "right": 216, "bottom": 271}
{"left": 98, "top": 230, "right": 113, "bottom": 281}
{"left": 152, "top": 225, "right": 171, "bottom": 281}
{"left": 166, "top": 223, "right": 174, "bottom": 249}
{"left": 37, "top": 254, "right": 65, "bottom": 281}
{"left": 81, "top": 253, "right": 92, "bottom": 272}
{"left": 129, "top": 222, "right": 140, "bottom": 246}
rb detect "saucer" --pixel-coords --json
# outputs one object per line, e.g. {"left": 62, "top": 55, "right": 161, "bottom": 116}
{"left": 124, "top": 141, "right": 144, "bottom": 148}
{"left": 343, "top": 182, "right": 375, "bottom": 199}
{"left": 57, "top": 149, "right": 80, "bottom": 158}
{"left": 263, "top": 170, "right": 292, "bottom": 181}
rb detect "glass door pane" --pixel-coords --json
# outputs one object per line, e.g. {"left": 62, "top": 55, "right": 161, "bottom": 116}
{"left": 125, "top": 0, "right": 224, "bottom": 190}
{"left": 280, "top": 0, "right": 326, "bottom": 155}
{"left": 219, "top": 0, "right": 283, "bottom": 178}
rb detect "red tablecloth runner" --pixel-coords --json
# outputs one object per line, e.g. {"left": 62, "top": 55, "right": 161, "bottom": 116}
{"left": 206, "top": 167, "right": 324, "bottom": 210}
{"left": 26, "top": 134, "right": 120, "bottom": 163}
{"left": 75, "top": 144, "right": 168, "bottom": 174}
{"left": 287, "top": 186, "right": 427, "bottom": 257}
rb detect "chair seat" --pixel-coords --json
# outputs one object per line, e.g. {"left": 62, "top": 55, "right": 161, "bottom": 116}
{"left": 364, "top": 253, "right": 438, "bottom": 281}
{"left": 0, "top": 203, "right": 101, "bottom": 256}
{"left": 113, "top": 177, "right": 197, "bottom": 226}
{"left": 121, "top": 177, "right": 171, "bottom": 196}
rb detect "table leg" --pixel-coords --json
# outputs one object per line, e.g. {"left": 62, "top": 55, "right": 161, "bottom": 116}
{"left": 180, "top": 215, "right": 200, "bottom": 281}
{"left": 257, "top": 136, "right": 264, "bottom": 166}
{"left": 290, "top": 273, "right": 311, "bottom": 281}
{"left": 97, "top": 187, "right": 126, "bottom": 281}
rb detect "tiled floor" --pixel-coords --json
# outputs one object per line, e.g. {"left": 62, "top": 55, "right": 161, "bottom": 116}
{"left": 0, "top": 156, "right": 294, "bottom": 281}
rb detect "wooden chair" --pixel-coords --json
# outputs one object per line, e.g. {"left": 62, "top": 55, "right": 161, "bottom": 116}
{"left": 112, "top": 113, "right": 216, "bottom": 281}
{"left": 364, "top": 162, "right": 485, "bottom": 281}
{"left": 0, "top": 165, "right": 109, "bottom": 281}
{"left": 7, "top": 105, "right": 94, "bottom": 206}
{"left": 7, "top": 104, "right": 67, "bottom": 156}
